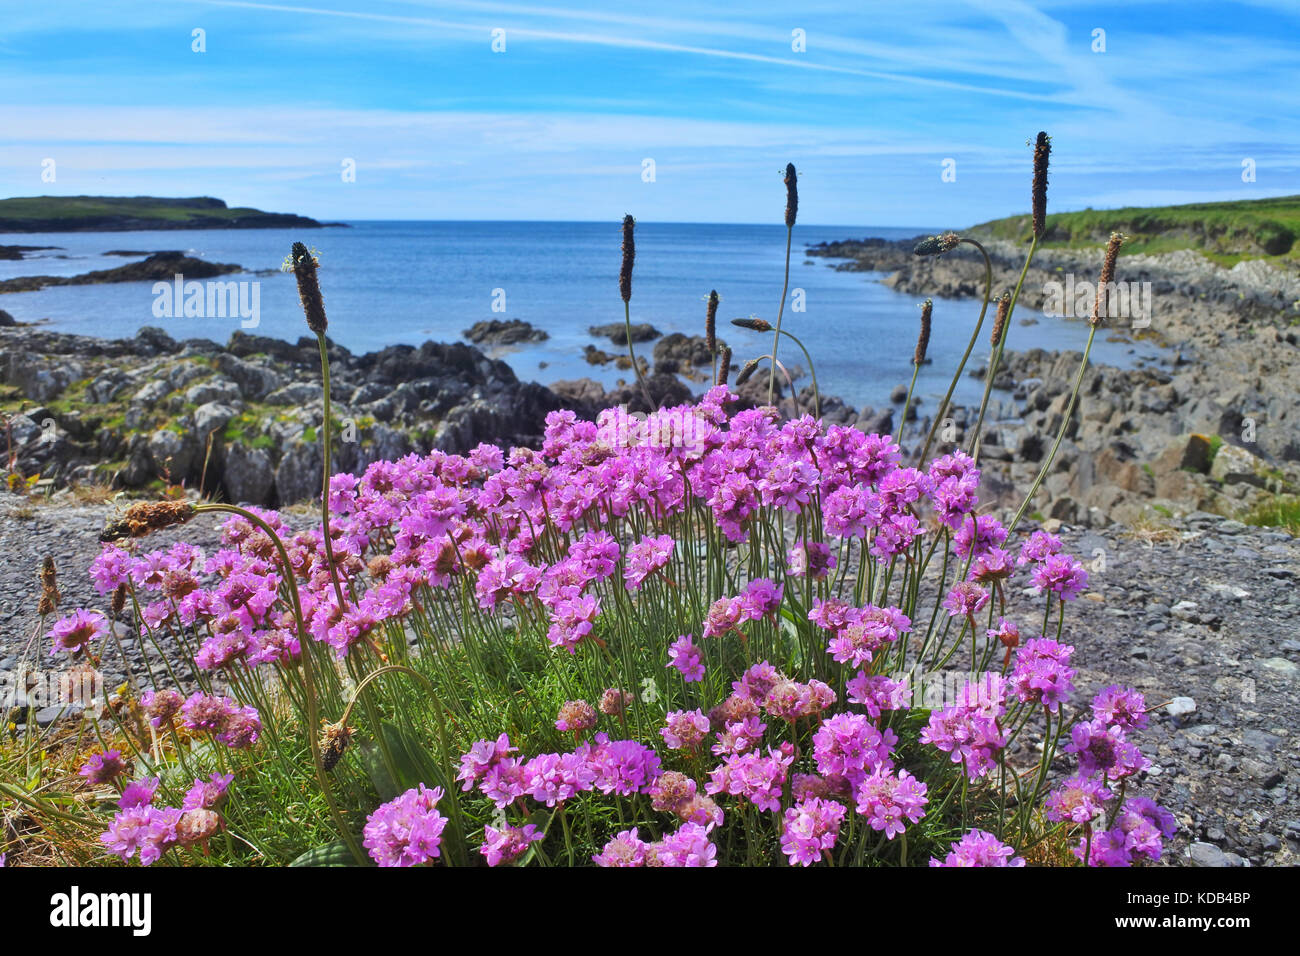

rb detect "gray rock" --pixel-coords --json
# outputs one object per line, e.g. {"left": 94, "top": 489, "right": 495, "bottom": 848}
{"left": 215, "top": 353, "right": 284, "bottom": 399}
{"left": 132, "top": 378, "right": 170, "bottom": 404}
{"left": 222, "top": 442, "right": 276, "bottom": 505}
{"left": 193, "top": 402, "right": 237, "bottom": 437}
{"left": 185, "top": 377, "right": 241, "bottom": 405}
{"left": 147, "top": 428, "right": 198, "bottom": 480}
{"left": 1259, "top": 657, "right": 1299, "bottom": 679}
{"left": 265, "top": 382, "right": 320, "bottom": 406}
{"left": 274, "top": 441, "right": 324, "bottom": 505}
{"left": 1188, "top": 842, "right": 1229, "bottom": 866}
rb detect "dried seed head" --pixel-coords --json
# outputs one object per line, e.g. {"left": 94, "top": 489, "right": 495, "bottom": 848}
{"left": 111, "top": 583, "right": 128, "bottom": 615}
{"left": 290, "top": 241, "right": 329, "bottom": 335}
{"left": 175, "top": 808, "right": 221, "bottom": 846}
{"left": 38, "top": 556, "right": 59, "bottom": 616}
{"left": 716, "top": 346, "right": 732, "bottom": 386}
{"left": 914, "top": 299, "right": 933, "bottom": 366}
{"left": 735, "top": 357, "right": 761, "bottom": 386}
{"left": 783, "top": 163, "right": 798, "bottom": 228}
{"left": 914, "top": 232, "right": 961, "bottom": 257}
{"left": 1090, "top": 232, "right": 1126, "bottom": 327}
{"left": 705, "top": 290, "right": 719, "bottom": 354}
{"left": 731, "top": 316, "right": 773, "bottom": 333}
{"left": 319, "top": 720, "right": 353, "bottom": 772}
{"left": 619, "top": 215, "right": 635, "bottom": 303}
{"left": 99, "top": 501, "right": 197, "bottom": 542}
{"left": 599, "top": 687, "right": 634, "bottom": 716}
{"left": 991, "top": 292, "right": 1012, "bottom": 347}
{"left": 1032, "top": 132, "right": 1051, "bottom": 239}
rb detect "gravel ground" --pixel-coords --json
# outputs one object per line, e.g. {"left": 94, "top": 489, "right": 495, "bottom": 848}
{"left": 2, "top": 493, "right": 1296, "bottom": 866}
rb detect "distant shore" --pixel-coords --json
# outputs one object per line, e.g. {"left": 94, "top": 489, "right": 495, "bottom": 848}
{"left": 0, "top": 195, "right": 342, "bottom": 233}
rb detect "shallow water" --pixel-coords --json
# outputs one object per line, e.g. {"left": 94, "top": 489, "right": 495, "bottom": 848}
{"left": 0, "top": 221, "right": 1163, "bottom": 411}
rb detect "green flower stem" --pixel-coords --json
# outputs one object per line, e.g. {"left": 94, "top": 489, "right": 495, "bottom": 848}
{"left": 1008, "top": 323, "right": 1098, "bottom": 535}
{"left": 777, "top": 328, "right": 820, "bottom": 419}
{"left": 316, "top": 331, "right": 349, "bottom": 612}
{"left": 894, "top": 360, "right": 921, "bottom": 445}
{"left": 917, "top": 239, "right": 993, "bottom": 468}
{"left": 768, "top": 225, "right": 794, "bottom": 406}
{"left": 623, "top": 300, "right": 656, "bottom": 412}
{"left": 970, "top": 235, "right": 1038, "bottom": 464}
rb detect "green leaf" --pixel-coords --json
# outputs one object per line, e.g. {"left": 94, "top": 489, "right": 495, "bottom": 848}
{"left": 360, "top": 722, "right": 446, "bottom": 800}
{"left": 289, "top": 840, "right": 357, "bottom": 867}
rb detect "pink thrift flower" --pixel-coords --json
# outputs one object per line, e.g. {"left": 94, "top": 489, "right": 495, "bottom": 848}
{"left": 666, "top": 634, "right": 705, "bottom": 682}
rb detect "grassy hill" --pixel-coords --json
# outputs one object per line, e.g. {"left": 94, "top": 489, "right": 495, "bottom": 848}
{"left": 970, "top": 194, "right": 1300, "bottom": 266}
{"left": 0, "top": 195, "right": 330, "bottom": 232}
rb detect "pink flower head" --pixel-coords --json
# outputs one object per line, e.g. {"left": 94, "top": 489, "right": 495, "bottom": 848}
{"left": 363, "top": 784, "right": 449, "bottom": 867}
{"left": 812, "top": 713, "right": 896, "bottom": 786}
{"left": 1065, "top": 719, "right": 1150, "bottom": 779}
{"left": 650, "top": 822, "right": 717, "bottom": 867}
{"left": 1044, "top": 773, "right": 1112, "bottom": 824}
{"left": 702, "top": 596, "right": 745, "bottom": 639}
{"left": 457, "top": 733, "right": 518, "bottom": 791}
{"left": 555, "top": 700, "right": 598, "bottom": 734}
{"left": 739, "top": 578, "right": 783, "bottom": 620}
{"left": 1010, "top": 637, "right": 1076, "bottom": 711}
{"left": 930, "top": 829, "right": 1025, "bottom": 867}
{"left": 183, "top": 772, "right": 234, "bottom": 811}
{"left": 100, "top": 805, "right": 181, "bottom": 866}
{"left": 781, "top": 797, "right": 847, "bottom": 866}
{"left": 593, "top": 828, "right": 647, "bottom": 867}
{"left": 47, "top": 609, "right": 106, "bottom": 656}
{"left": 1032, "top": 553, "right": 1089, "bottom": 601}
{"left": 954, "top": 514, "right": 1008, "bottom": 559}
{"left": 846, "top": 672, "right": 911, "bottom": 719}
{"left": 624, "top": 534, "right": 674, "bottom": 590}
{"left": 667, "top": 634, "right": 705, "bottom": 682}
{"left": 943, "top": 581, "right": 990, "bottom": 619}
{"left": 480, "top": 824, "right": 542, "bottom": 867}
{"left": 78, "top": 750, "right": 127, "bottom": 786}
{"left": 660, "top": 709, "right": 711, "bottom": 751}
{"left": 854, "top": 768, "right": 928, "bottom": 839}
{"left": 1092, "top": 685, "right": 1149, "bottom": 731}
{"left": 1017, "top": 529, "right": 1062, "bottom": 566}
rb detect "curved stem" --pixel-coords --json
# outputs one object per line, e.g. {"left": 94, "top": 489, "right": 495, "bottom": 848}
{"left": 623, "top": 300, "right": 656, "bottom": 413}
{"left": 768, "top": 225, "right": 794, "bottom": 405}
{"left": 1007, "top": 324, "right": 1098, "bottom": 534}
{"left": 895, "top": 361, "right": 921, "bottom": 445}
{"left": 779, "top": 329, "right": 820, "bottom": 419}
{"left": 917, "top": 239, "right": 993, "bottom": 468}
{"left": 195, "top": 501, "right": 365, "bottom": 865}
{"left": 316, "top": 332, "right": 349, "bottom": 613}
{"left": 970, "top": 236, "right": 1038, "bottom": 464}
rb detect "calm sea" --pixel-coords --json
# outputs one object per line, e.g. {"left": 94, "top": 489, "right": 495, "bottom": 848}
{"left": 0, "top": 221, "right": 1158, "bottom": 412}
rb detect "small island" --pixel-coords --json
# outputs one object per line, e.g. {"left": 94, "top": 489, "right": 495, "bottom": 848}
{"left": 0, "top": 195, "right": 343, "bottom": 233}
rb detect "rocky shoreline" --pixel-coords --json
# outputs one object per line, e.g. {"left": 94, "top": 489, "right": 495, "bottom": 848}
{"left": 2, "top": 233, "right": 1298, "bottom": 529}
{"left": 808, "top": 236, "right": 1300, "bottom": 527}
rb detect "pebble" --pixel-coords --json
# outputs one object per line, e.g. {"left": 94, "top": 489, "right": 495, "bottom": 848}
{"left": 1189, "top": 842, "right": 1229, "bottom": 866}
{"left": 1166, "top": 696, "right": 1197, "bottom": 718}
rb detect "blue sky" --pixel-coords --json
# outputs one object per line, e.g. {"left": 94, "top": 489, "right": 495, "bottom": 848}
{"left": 1, "top": 0, "right": 1297, "bottom": 225}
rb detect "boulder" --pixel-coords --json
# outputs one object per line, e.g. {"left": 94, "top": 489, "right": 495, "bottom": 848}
{"left": 222, "top": 442, "right": 276, "bottom": 505}
{"left": 215, "top": 353, "right": 284, "bottom": 399}
{"left": 588, "top": 322, "right": 661, "bottom": 345}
